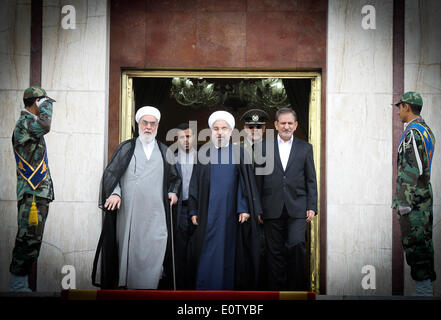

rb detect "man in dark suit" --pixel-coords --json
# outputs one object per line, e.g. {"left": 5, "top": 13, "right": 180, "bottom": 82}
{"left": 174, "top": 122, "right": 197, "bottom": 289}
{"left": 257, "top": 107, "right": 318, "bottom": 291}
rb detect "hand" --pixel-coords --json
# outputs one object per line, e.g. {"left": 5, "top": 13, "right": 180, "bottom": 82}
{"left": 306, "top": 210, "right": 315, "bottom": 222}
{"left": 104, "top": 194, "right": 121, "bottom": 211}
{"left": 169, "top": 193, "right": 178, "bottom": 207}
{"left": 398, "top": 206, "right": 411, "bottom": 215}
{"left": 36, "top": 97, "right": 48, "bottom": 108}
{"left": 238, "top": 213, "right": 250, "bottom": 224}
{"left": 191, "top": 215, "right": 198, "bottom": 226}
{"left": 258, "top": 215, "right": 264, "bottom": 224}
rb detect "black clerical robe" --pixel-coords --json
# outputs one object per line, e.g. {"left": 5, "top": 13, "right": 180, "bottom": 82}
{"left": 187, "top": 144, "right": 263, "bottom": 290}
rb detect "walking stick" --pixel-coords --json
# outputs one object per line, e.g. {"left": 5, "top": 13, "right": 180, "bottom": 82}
{"left": 170, "top": 202, "right": 177, "bottom": 291}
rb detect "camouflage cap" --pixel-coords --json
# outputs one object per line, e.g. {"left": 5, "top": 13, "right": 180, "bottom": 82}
{"left": 23, "top": 86, "right": 55, "bottom": 102}
{"left": 240, "top": 108, "right": 269, "bottom": 125}
{"left": 393, "top": 91, "right": 423, "bottom": 107}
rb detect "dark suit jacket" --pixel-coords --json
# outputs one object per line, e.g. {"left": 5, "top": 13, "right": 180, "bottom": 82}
{"left": 174, "top": 153, "right": 196, "bottom": 232}
{"left": 257, "top": 136, "right": 318, "bottom": 219}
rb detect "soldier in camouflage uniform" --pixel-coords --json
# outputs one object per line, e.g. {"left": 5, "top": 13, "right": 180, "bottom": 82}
{"left": 392, "top": 91, "right": 436, "bottom": 296}
{"left": 9, "top": 86, "right": 55, "bottom": 292}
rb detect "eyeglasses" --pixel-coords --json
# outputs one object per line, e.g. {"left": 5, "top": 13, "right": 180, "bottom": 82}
{"left": 247, "top": 124, "right": 263, "bottom": 129}
{"left": 140, "top": 120, "right": 158, "bottom": 128}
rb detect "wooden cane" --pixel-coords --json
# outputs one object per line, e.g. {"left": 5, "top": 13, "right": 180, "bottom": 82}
{"left": 170, "top": 202, "right": 177, "bottom": 291}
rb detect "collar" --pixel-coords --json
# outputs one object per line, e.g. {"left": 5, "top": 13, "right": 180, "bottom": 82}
{"left": 277, "top": 134, "right": 293, "bottom": 145}
{"left": 22, "top": 109, "right": 38, "bottom": 120}
{"left": 138, "top": 137, "right": 156, "bottom": 148}
{"left": 214, "top": 141, "right": 230, "bottom": 149}
{"left": 404, "top": 116, "right": 421, "bottom": 129}
{"left": 245, "top": 136, "right": 254, "bottom": 146}
{"left": 178, "top": 148, "right": 196, "bottom": 158}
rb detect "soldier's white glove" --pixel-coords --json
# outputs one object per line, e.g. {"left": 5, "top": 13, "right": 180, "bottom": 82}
{"left": 398, "top": 206, "right": 411, "bottom": 215}
{"left": 36, "top": 97, "right": 49, "bottom": 108}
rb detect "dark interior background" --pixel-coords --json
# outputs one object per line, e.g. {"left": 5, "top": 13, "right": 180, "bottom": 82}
{"left": 133, "top": 76, "right": 313, "bottom": 289}
{"left": 133, "top": 77, "right": 311, "bottom": 145}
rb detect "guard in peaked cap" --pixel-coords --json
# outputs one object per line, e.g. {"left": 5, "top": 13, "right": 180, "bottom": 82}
{"left": 240, "top": 109, "right": 269, "bottom": 147}
{"left": 240, "top": 108, "right": 269, "bottom": 290}
{"left": 240, "top": 108, "right": 269, "bottom": 125}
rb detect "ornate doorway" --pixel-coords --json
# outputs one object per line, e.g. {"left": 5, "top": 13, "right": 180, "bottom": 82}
{"left": 120, "top": 70, "right": 322, "bottom": 293}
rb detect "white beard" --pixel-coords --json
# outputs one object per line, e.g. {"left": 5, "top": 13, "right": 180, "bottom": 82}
{"left": 139, "top": 130, "right": 157, "bottom": 144}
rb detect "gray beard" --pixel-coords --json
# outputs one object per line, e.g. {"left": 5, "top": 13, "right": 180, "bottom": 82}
{"left": 211, "top": 133, "right": 231, "bottom": 148}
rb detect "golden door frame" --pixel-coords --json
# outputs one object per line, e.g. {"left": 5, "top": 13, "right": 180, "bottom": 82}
{"left": 120, "top": 70, "right": 322, "bottom": 293}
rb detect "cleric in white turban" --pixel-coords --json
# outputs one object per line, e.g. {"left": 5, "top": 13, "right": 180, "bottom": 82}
{"left": 186, "top": 109, "right": 263, "bottom": 291}
{"left": 135, "top": 106, "right": 161, "bottom": 123}
{"left": 93, "top": 105, "right": 181, "bottom": 290}
{"left": 208, "top": 110, "right": 235, "bottom": 148}
{"left": 208, "top": 110, "right": 235, "bottom": 130}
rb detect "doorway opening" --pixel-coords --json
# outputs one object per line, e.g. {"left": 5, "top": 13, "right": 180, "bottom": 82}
{"left": 132, "top": 77, "right": 310, "bottom": 144}
{"left": 120, "top": 70, "right": 322, "bottom": 293}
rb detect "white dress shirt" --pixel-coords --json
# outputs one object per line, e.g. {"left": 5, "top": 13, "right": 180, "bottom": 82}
{"left": 278, "top": 134, "right": 293, "bottom": 171}
{"left": 177, "top": 149, "right": 196, "bottom": 201}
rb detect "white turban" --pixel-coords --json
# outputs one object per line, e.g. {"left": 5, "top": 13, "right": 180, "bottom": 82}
{"left": 135, "top": 106, "right": 161, "bottom": 123}
{"left": 208, "top": 111, "right": 235, "bottom": 129}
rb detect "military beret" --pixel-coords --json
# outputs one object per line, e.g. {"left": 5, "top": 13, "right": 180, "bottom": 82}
{"left": 393, "top": 91, "right": 423, "bottom": 107}
{"left": 240, "top": 108, "right": 269, "bottom": 124}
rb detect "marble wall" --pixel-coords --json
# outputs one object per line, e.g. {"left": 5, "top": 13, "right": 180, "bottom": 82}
{"left": 326, "top": 0, "right": 394, "bottom": 295}
{"left": 37, "top": 0, "right": 108, "bottom": 291}
{"left": 0, "top": 0, "right": 31, "bottom": 291}
{"left": 403, "top": 0, "right": 441, "bottom": 296}
{"left": 107, "top": 0, "right": 327, "bottom": 155}
{"left": 0, "top": 0, "right": 108, "bottom": 291}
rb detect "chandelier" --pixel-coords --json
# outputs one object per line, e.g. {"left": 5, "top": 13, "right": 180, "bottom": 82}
{"left": 170, "top": 77, "right": 291, "bottom": 110}
{"left": 170, "top": 77, "right": 226, "bottom": 108}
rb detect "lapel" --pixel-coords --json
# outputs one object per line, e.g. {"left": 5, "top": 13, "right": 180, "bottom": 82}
{"left": 201, "top": 145, "right": 211, "bottom": 184}
{"left": 284, "top": 137, "right": 299, "bottom": 172}
{"left": 175, "top": 154, "right": 182, "bottom": 177}
{"left": 274, "top": 136, "right": 284, "bottom": 172}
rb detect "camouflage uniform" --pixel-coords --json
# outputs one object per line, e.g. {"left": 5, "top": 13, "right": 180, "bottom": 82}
{"left": 10, "top": 87, "right": 55, "bottom": 276}
{"left": 392, "top": 93, "right": 436, "bottom": 282}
